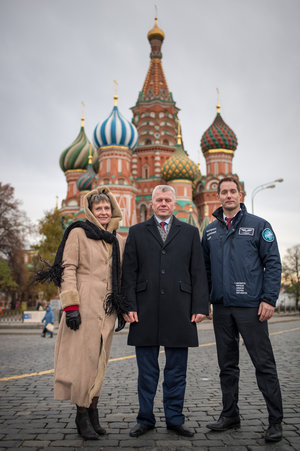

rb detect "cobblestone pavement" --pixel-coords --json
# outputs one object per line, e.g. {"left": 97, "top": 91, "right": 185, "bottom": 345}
{"left": 0, "top": 317, "right": 299, "bottom": 450}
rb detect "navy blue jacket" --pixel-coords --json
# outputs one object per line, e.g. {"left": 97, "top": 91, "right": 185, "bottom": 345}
{"left": 202, "top": 204, "right": 281, "bottom": 307}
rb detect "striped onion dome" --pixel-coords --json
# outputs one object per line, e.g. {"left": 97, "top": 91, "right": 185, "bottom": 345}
{"left": 59, "top": 119, "right": 99, "bottom": 172}
{"left": 76, "top": 155, "right": 96, "bottom": 192}
{"left": 93, "top": 96, "right": 138, "bottom": 151}
{"left": 201, "top": 105, "right": 238, "bottom": 153}
{"left": 161, "top": 142, "right": 199, "bottom": 182}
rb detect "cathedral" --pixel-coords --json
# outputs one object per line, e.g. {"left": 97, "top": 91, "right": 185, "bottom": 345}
{"left": 59, "top": 17, "right": 244, "bottom": 234}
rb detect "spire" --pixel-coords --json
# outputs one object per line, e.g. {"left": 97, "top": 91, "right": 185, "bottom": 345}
{"left": 177, "top": 120, "right": 182, "bottom": 146}
{"left": 113, "top": 80, "right": 118, "bottom": 106}
{"left": 81, "top": 100, "right": 85, "bottom": 127}
{"left": 141, "top": 16, "right": 171, "bottom": 101}
{"left": 88, "top": 143, "right": 93, "bottom": 164}
{"left": 216, "top": 88, "right": 221, "bottom": 114}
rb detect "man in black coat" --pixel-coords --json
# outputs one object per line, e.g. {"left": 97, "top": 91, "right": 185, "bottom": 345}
{"left": 122, "top": 185, "right": 210, "bottom": 438}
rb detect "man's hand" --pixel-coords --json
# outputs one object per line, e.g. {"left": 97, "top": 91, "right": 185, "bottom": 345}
{"left": 191, "top": 313, "right": 207, "bottom": 323}
{"left": 258, "top": 301, "right": 275, "bottom": 322}
{"left": 123, "top": 311, "right": 139, "bottom": 323}
{"left": 65, "top": 310, "right": 81, "bottom": 330}
{"left": 207, "top": 303, "right": 213, "bottom": 320}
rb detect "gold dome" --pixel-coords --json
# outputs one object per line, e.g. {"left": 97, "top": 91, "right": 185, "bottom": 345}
{"left": 147, "top": 17, "right": 165, "bottom": 42}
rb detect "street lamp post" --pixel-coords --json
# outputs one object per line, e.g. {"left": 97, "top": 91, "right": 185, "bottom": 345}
{"left": 251, "top": 178, "right": 284, "bottom": 214}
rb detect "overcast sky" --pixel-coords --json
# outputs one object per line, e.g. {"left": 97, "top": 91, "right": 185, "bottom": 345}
{"left": 1, "top": 0, "right": 299, "bottom": 258}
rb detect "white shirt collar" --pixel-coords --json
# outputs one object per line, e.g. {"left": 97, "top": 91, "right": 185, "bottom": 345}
{"left": 155, "top": 215, "right": 171, "bottom": 225}
{"left": 223, "top": 209, "right": 241, "bottom": 221}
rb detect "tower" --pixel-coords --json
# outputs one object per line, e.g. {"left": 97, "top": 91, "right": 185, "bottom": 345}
{"left": 161, "top": 122, "right": 200, "bottom": 223}
{"left": 59, "top": 111, "right": 98, "bottom": 217}
{"left": 194, "top": 102, "right": 244, "bottom": 222}
{"left": 93, "top": 91, "right": 138, "bottom": 234}
{"left": 131, "top": 17, "right": 179, "bottom": 222}
{"left": 75, "top": 145, "right": 97, "bottom": 220}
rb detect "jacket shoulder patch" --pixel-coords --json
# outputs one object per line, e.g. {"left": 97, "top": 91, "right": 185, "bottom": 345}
{"left": 262, "top": 228, "right": 274, "bottom": 242}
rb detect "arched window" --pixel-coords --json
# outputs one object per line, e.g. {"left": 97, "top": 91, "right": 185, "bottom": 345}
{"left": 140, "top": 204, "right": 147, "bottom": 222}
{"left": 143, "top": 165, "right": 149, "bottom": 179}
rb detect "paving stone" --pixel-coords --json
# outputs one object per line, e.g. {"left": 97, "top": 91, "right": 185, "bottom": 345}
{"left": 0, "top": 318, "right": 299, "bottom": 449}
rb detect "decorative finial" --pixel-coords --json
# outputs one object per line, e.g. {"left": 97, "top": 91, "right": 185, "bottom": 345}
{"left": 177, "top": 119, "right": 182, "bottom": 146}
{"left": 197, "top": 148, "right": 201, "bottom": 166}
{"left": 216, "top": 88, "right": 221, "bottom": 113}
{"left": 81, "top": 101, "right": 85, "bottom": 126}
{"left": 113, "top": 80, "right": 118, "bottom": 106}
{"left": 55, "top": 195, "right": 58, "bottom": 208}
{"left": 88, "top": 144, "right": 93, "bottom": 164}
{"left": 155, "top": 4, "right": 158, "bottom": 20}
{"left": 204, "top": 202, "right": 209, "bottom": 217}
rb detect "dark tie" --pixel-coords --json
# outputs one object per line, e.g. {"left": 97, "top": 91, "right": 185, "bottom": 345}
{"left": 225, "top": 217, "right": 233, "bottom": 229}
{"left": 160, "top": 221, "right": 167, "bottom": 232}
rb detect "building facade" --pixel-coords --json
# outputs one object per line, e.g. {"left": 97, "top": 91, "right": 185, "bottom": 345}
{"left": 59, "top": 17, "right": 244, "bottom": 234}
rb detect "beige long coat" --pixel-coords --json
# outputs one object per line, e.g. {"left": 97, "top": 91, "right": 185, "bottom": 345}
{"left": 54, "top": 186, "right": 125, "bottom": 407}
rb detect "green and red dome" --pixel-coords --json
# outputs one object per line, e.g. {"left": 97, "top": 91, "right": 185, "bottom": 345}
{"left": 201, "top": 109, "right": 238, "bottom": 153}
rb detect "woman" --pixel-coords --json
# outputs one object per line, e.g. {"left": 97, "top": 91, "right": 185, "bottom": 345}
{"left": 41, "top": 303, "right": 54, "bottom": 338}
{"left": 36, "top": 186, "right": 127, "bottom": 440}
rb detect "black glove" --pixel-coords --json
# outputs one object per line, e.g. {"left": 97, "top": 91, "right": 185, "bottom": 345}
{"left": 65, "top": 310, "right": 81, "bottom": 331}
{"left": 115, "top": 314, "right": 126, "bottom": 332}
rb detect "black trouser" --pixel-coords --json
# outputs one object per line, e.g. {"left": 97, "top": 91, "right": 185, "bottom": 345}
{"left": 213, "top": 304, "right": 283, "bottom": 424}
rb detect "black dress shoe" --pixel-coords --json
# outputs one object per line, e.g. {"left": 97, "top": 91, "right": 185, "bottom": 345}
{"left": 167, "top": 424, "right": 194, "bottom": 437}
{"left": 129, "top": 423, "right": 154, "bottom": 437}
{"left": 265, "top": 423, "right": 282, "bottom": 442}
{"left": 207, "top": 416, "right": 240, "bottom": 431}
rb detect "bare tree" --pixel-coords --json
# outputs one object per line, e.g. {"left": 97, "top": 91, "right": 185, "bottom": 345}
{"left": 0, "top": 182, "right": 32, "bottom": 308}
{"left": 282, "top": 244, "right": 300, "bottom": 309}
{"left": 0, "top": 182, "right": 29, "bottom": 259}
{"left": 33, "top": 206, "right": 64, "bottom": 301}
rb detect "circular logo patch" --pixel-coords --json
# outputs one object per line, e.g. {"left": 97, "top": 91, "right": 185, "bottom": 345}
{"left": 262, "top": 228, "right": 274, "bottom": 242}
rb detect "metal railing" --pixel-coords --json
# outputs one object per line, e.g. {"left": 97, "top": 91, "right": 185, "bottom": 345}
{"left": 0, "top": 310, "right": 23, "bottom": 323}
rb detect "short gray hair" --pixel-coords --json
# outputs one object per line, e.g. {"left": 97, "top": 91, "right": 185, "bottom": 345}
{"left": 88, "top": 193, "right": 112, "bottom": 210}
{"left": 152, "top": 185, "right": 176, "bottom": 200}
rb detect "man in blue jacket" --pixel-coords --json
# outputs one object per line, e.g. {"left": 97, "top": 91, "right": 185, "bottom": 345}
{"left": 202, "top": 176, "right": 283, "bottom": 442}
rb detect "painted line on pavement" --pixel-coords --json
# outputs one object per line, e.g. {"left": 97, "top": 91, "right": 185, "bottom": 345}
{"left": 1, "top": 327, "right": 299, "bottom": 382}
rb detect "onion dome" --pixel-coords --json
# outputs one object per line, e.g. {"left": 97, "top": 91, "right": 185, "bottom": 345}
{"left": 161, "top": 123, "right": 200, "bottom": 182}
{"left": 147, "top": 16, "right": 165, "bottom": 42}
{"left": 93, "top": 95, "right": 138, "bottom": 151}
{"left": 59, "top": 117, "right": 99, "bottom": 172}
{"left": 201, "top": 105, "right": 238, "bottom": 153}
{"left": 76, "top": 147, "right": 96, "bottom": 192}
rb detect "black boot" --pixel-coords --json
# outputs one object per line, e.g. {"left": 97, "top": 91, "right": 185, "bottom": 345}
{"left": 75, "top": 411, "right": 99, "bottom": 440}
{"left": 88, "top": 407, "right": 106, "bottom": 435}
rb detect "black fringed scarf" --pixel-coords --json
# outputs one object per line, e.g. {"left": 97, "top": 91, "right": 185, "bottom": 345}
{"left": 35, "top": 220, "right": 129, "bottom": 331}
